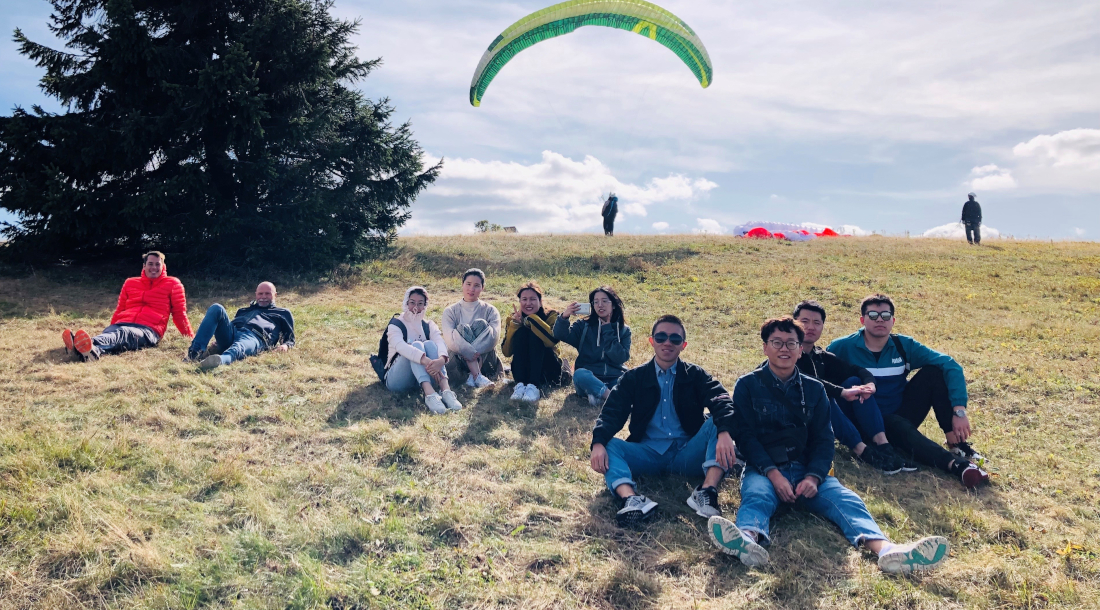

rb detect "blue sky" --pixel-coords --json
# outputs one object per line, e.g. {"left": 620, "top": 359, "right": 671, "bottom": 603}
{"left": 3, "top": 0, "right": 1098, "bottom": 238}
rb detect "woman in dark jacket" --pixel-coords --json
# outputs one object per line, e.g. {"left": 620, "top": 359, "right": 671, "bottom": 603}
{"left": 554, "top": 285, "right": 631, "bottom": 406}
{"left": 502, "top": 281, "right": 570, "bottom": 403}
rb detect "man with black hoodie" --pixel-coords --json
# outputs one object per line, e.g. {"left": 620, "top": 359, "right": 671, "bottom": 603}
{"left": 590, "top": 315, "right": 738, "bottom": 526}
{"left": 187, "top": 282, "right": 295, "bottom": 370}
{"left": 962, "top": 192, "right": 982, "bottom": 245}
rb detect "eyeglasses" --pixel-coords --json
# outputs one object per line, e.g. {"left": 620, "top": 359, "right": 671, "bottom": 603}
{"left": 864, "top": 311, "right": 893, "bottom": 321}
{"left": 652, "top": 332, "right": 684, "bottom": 346}
{"left": 767, "top": 339, "right": 801, "bottom": 351}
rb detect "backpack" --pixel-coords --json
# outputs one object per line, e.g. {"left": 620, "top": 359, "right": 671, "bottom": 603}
{"left": 370, "top": 315, "right": 432, "bottom": 382}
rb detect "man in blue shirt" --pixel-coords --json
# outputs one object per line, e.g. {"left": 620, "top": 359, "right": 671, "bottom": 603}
{"left": 590, "top": 315, "right": 738, "bottom": 526}
{"left": 828, "top": 294, "right": 988, "bottom": 488}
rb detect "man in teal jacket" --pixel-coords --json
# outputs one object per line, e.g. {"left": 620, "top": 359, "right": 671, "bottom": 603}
{"left": 828, "top": 294, "right": 989, "bottom": 488}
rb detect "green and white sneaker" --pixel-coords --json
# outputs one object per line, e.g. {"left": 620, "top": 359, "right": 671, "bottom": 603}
{"left": 707, "top": 516, "right": 769, "bottom": 567}
{"left": 877, "top": 536, "right": 950, "bottom": 574}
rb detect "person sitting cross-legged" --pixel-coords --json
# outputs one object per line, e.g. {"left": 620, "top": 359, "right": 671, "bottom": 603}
{"left": 707, "top": 317, "right": 950, "bottom": 574}
{"left": 590, "top": 314, "right": 738, "bottom": 527}
{"left": 827, "top": 294, "right": 989, "bottom": 488}
{"left": 441, "top": 268, "right": 503, "bottom": 389}
{"left": 187, "top": 282, "right": 295, "bottom": 370}
{"left": 63, "top": 250, "right": 193, "bottom": 361}
{"left": 555, "top": 285, "right": 632, "bottom": 407}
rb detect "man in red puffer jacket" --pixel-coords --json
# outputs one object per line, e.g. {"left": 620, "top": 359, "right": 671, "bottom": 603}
{"left": 62, "top": 251, "right": 194, "bottom": 361}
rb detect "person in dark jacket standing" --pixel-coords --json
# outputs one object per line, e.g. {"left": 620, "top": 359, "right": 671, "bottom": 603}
{"left": 555, "top": 285, "right": 632, "bottom": 407}
{"left": 601, "top": 193, "right": 618, "bottom": 236}
{"left": 589, "top": 315, "right": 738, "bottom": 526}
{"left": 187, "top": 282, "right": 295, "bottom": 370}
{"left": 962, "top": 192, "right": 982, "bottom": 245}
{"left": 706, "top": 317, "right": 950, "bottom": 574}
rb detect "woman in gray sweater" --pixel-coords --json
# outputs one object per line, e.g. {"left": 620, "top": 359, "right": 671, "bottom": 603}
{"left": 441, "top": 268, "right": 503, "bottom": 388}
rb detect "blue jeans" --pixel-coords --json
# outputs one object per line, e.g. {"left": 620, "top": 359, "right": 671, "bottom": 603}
{"left": 736, "top": 462, "right": 886, "bottom": 547}
{"left": 830, "top": 376, "right": 887, "bottom": 450}
{"left": 573, "top": 368, "right": 620, "bottom": 398}
{"left": 604, "top": 418, "right": 725, "bottom": 493}
{"left": 189, "top": 304, "right": 265, "bottom": 365}
{"left": 386, "top": 341, "right": 447, "bottom": 392}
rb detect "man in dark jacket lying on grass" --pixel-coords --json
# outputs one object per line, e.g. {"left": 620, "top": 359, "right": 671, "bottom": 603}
{"left": 186, "top": 282, "right": 295, "bottom": 370}
{"left": 589, "top": 314, "right": 738, "bottom": 527}
{"left": 706, "top": 316, "right": 950, "bottom": 574}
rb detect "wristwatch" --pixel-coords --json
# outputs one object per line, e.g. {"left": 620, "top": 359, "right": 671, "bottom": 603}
{"left": 953, "top": 408, "right": 967, "bottom": 418}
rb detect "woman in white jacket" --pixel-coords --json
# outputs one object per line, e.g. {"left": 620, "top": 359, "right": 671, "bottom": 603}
{"left": 385, "top": 286, "right": 463, "bottom": 414}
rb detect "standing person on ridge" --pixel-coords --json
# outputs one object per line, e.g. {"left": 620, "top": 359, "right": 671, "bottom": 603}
{"left": 962, "top": 192, "right": 982, "bottom": 245}
{"left": 62, "top": 250, "right": 193, "bottom": 361}
{"left": 601, "top": 193, "right": 619, "bottom": 236}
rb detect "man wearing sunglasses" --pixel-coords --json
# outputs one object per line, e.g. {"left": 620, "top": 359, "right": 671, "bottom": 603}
{"left": 590, "top": 315, "right": 738, "bottom": 527}
{"left": 707, "top": 317, "right": 950, "bottom": 573}
{"left": 827, "top": 294, "right": 988, "bottom": 488}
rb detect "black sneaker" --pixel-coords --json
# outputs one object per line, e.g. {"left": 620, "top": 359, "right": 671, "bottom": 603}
{"left": 948, "top": 441, "right": 986, "bottom": 467}
{"left": 857, "top": 444, "right": 903, "bottom": 475}
{"left": 616, "top": 494, "right": 657, "bottom": 526}
{"left": 185, "top": 349, "right": 205, "bottom": 362}
{"left": 686, "top": 485, "right": 721, "bottom": 518}
{"left": 880, "top": 443, "right": 918, "bottom": 472}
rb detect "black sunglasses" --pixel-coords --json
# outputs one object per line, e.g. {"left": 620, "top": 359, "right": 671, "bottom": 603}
{"left": 865, "top": 311, "right": 893, "bottom": 321}
{"left": 652, "top": 332, "right": 684, "bottom": 346}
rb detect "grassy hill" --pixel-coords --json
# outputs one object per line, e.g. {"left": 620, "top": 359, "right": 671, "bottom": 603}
{"left": 1, "top": 235, "right": 1098, "bottom": 609}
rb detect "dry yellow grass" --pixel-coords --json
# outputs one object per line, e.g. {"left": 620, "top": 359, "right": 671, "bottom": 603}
{"left": 1, "top": 234, "right": 1098, "bottom": 609}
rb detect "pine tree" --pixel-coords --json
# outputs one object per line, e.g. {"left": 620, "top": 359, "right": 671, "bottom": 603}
{"left": 0, "top": 0, "right": 440, "bottom": 269}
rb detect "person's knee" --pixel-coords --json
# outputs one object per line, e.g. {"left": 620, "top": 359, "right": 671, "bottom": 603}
{"left": 207, "top": 303, "right": 228, "bottom": 317}
{"left": 422, "top": 341, "right": 439, "bottom": 359}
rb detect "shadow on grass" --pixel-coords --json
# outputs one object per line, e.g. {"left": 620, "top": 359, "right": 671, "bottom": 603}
{"left": 328, "top": 383, "right": 422, "bottom": 425}
{"left": 406, "top": 246, "right": 703, "bottom": 280}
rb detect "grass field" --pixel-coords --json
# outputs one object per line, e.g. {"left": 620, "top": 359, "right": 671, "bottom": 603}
{"left": 1, "top": 235, "right": 1099, "bottom": 609}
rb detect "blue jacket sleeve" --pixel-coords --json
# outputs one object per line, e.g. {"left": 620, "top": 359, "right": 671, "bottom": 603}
{"left": 902, "top": 335, "right": 968, "bottom": 407}
{"left": 591, "top": 370, "right": 634, "bottom": 448}
{"left": 602, "top": 324, "right": 631, "bottom": 368}
{"left": 731, "top": 378, "right": 777, "bottom": 474}
{"left": 803, "top": 386, "right": 835, "bottom": 483}
{"left": 552, "top": 316, "right": 579, "bottom": 346}
{"left": 281, "top": 310, "right": 296, "bottom": 348}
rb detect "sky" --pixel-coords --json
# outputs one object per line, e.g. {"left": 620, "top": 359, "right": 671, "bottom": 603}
{"left": 2, "top": 0, "right": 1098, "bottom": 238}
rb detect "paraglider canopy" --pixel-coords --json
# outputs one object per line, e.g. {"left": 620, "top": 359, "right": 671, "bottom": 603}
{"left": 470, "top": 0, "right": 713, "bottom": 107}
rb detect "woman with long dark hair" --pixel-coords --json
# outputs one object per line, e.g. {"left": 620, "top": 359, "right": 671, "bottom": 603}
{"left": 554, "top": 285, "right": 631, "bottom": 406}
{"left": 501, "top": 281, "right": 569, "bottom": 403}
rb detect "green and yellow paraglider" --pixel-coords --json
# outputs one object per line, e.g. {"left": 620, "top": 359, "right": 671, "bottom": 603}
{"left": 470, "top": 0, "right": 713, "bottom": 107}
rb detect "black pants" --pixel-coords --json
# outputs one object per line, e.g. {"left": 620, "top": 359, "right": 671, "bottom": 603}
{"left": 92, "top": 323, "right": 160, "bottom": 355}
{"left": 510, "top": 326, "right": 567, "bottom": 387}
{"left": 603, "top": 216, "right": 615, "bottom": 236}
{"left": 882, "top": 367, "right": 957, "bottom": 471}
{"left": 965, "top": 222, "right": 981, "bottom": 244}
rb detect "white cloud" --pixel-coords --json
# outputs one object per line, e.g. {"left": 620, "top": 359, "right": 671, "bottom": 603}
{"left": 692, "top": 218, "right": 727, "bottom": 234}
{"left": 1075, "top": 227, "right": 1086, "bottom": 236}
{"left": 922, "top": 222, "right": 1001, "bottom": 239}
{"left": 652, "top": 221, "right": 670, "bottom": 231}
{"left": 1009, "top": 128, "right": 1100, "bottom": 192}
{"left": 411, "top": 151, "right": 717, "bottom": 234}
{"left": 968, "top": 164, "right": 1017, "bottom": 191}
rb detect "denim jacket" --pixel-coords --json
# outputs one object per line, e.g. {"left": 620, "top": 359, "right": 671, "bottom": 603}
{"left": 731, "top": 364, "right": 834, "bottom": 482}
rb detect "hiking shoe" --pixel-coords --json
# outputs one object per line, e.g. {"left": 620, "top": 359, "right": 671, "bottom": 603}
{"left": 616, "top": 495, "right": 657, "bottom": 527}
{"left": 522, "top": 384, "right": 541, "bottom": 403}
{"left": 185, "top": 349, "right": 206, "bottom": 362}
{"left": 473, "top": 374, "right": 494, "bottom": 389}
{"left": 73, "top": 329, "right": 93, "bottom": 357}
{"left": 858, "top": 444, "right": 904, "bottom": 475}
{"left": 881, "top": 443, "right": 918, "bottom": 472}
{"left": 424, "top": 393, "right": 448, "bottom": 415}
{"left": 959, "top": 463, "right": 989, "bottom": 488}
{"left": 686, "top": 485, "right": 721, "bottom": 518}
{"left": 707, "top": 516, "right": 769, "bottom": 567}
{"left": 949, "top": 441, "right": 986, "bottom": 467}
{"left": 440, "top": 389, "right": 463, "bottom": 411}
{"left": 200, "top": 354, "right": 223, "bottom": 371}
{"left": 510, "top": 383, "right": 528, "bottom": 401}
{"left": 877, "top": 536, "right": 950, "bottom": 574}
{"left": 62, "top": 329, "right": 76, "bottom": 354}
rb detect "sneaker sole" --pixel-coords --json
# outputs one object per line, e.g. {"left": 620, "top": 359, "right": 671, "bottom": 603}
{"left": 686, "top": 495, "right": 721, "bottom": 519}
{"left": 878, "top": 536, "right": 950, "bottom": 573}
{"left": 73, "top": 330, "right": 93, "bottom": 355}
{"left": 62, "top": 329, "right": 75, "bottom": 353}
{"left": 881, "top": 466, "right": 904, "bottom": 476}
{"left": 200, "top": 355, "right": 223, "bottom": 371}
{"left": 707, "top": 516, "right": 769, "bottom": 566}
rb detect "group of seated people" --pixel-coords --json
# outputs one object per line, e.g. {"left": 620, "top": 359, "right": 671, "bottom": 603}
{"left": 60, "top": 255, "right": 987, "bottom": 574}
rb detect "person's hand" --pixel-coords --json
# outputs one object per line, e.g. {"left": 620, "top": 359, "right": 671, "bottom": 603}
{"left": 715, "top": 432, "right": 737, "bottom": 470}
{"left": 840, "top": 387, "right": 862, "bottom": 402}
{"left": 511, "top": 304, "right": 522, "bottom": 324}
{"left": 767, "top": 469, "right": 797, "bottom": 503}
{"left": 563, "top": 302, "right": 580, "bottom": 318}
{"left": 952, "top": 412, "right": 971, "bottom": 442}
{"left": 862, "top": 382, "right": 876, "bottom": 396}
{"left": 425, "top": 357, "right": 444, "bottom": 377}
{"left": 795, "top": 476, "right": 819, "bottom": 499}
{"left": 590, "top": 443, "right": 609, "bottom": 474}
{"left": 274, "top": 344, "right": 289, "bottom": 353}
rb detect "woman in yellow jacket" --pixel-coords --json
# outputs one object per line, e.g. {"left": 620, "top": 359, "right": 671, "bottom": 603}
{"left": 502, "top": 281, "right": 571, "bottom": 403}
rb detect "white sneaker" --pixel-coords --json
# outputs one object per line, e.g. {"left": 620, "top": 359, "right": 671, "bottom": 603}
{"left": 473, "top": 374, "right": 494, "bottom": 388}
{"left": 588, "top": 393, "right": 604, "bottom": 408}
{"left": 440, "top": 389, "right": 462, "bottom": 411}
{"left": 424, "top": 393, "right": 448, "bottom": 414}
{"left": 510, "top": 383, "right": 528, "bottom": 401}
{"left": 707, "top": 516, "right": 769, "bottom": 567}
{"left": 465, "top": 374, "right": 477, "bottom": 388}
{"left": 522, "top": 384, "right": 541, "bottom": 403}
{"left": 877, "top": 536, "right": 950, "bottom": 574}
